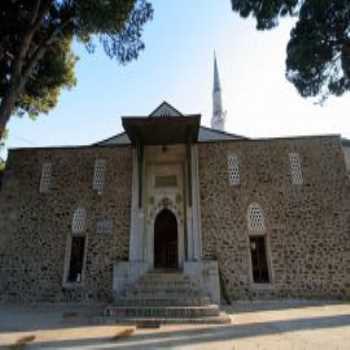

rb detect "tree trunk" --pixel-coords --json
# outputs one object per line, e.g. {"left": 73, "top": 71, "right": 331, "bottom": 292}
{"left": 0, "top": 86, "right": 19, "bottom": 140}
{"left": 0, "top": 0, "right": 51, "bottom": 140}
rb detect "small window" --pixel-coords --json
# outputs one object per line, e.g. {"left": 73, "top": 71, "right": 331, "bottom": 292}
{"left": 289, "top": 152, "right": 303, "bottom": 185}
{"left": 96, "top": 218, "right": 113, "bottom": 234}
{"left": 93, "top": 159, "right": 106, "bottom": 193}
{"left": 39, "top": 162, "right": 52, "bottom": 193}
{"left": 227, "top": 154, "right": 240, "bottom": 186}
{"left": 250, "top": 236, "right": 269, "bottom": 283}
{"left": 247, "top": 203, "right": 265, "bottom": 233}
{"left": 67, "top": 236, "right": 85, "bottom": 283}
{"left": 72, "top": 208, "right": 86, "bottom": 234}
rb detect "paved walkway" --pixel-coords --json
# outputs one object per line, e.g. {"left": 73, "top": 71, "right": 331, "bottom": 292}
{"left": 0, "top": 301, "right": 349, "bottom": 349}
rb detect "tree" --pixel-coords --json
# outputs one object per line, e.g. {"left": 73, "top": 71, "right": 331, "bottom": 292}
{"left": 231, "top": 0, "right": 350, "bottom": 102}
{"left": 0, "top": 0, "right": 153, "bottom": 138}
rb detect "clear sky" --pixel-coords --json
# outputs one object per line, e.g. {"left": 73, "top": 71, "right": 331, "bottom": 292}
{"left": 3, "top": 0, "right": 350, "bottom": 155}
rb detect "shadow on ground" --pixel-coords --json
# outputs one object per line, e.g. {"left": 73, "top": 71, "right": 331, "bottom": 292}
{"left": 0, "top": 313, "right": 349, "bottom": 349}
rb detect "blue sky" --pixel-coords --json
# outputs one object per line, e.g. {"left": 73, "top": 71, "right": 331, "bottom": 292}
{"left": 3, "top": 0, "right": 350, "bottom": 155}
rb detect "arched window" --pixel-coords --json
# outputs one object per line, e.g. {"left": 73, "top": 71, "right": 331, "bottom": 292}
{"left": 247, "top": 203, "right": 265, "bottom": 233}
{"left": 247, "top": 203, "right": 270, "bottom": 284}
{"left": 93, "top": 159, "right": 106, "bottom": 193}
{"left": 227, "top": 154, "right": 240, "bottom": 186}
{"left": 289, "top": 152, "right": 303, "bottom": 185}
{"left": 72, "top": 208, "right": 86, "bottom": 234}
{"left": 66, "top": 207, "right": 87, "bottom": 284}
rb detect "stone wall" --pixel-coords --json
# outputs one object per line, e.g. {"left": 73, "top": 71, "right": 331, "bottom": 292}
{"left": 0, "top": 145, "right": 132, "bottom": 303}
{"left": 1, "top": 134, "right": 349, "bottom": 304}
{"left": 342, "top": 145, "right": 350, "bottom": 174}
{"left": 198, "top": 136, "right": 350, "bottom": 300}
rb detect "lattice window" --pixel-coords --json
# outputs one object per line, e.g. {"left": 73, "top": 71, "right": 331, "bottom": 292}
{"left": 247, "top": 203, "right": 265, "bottom": 233}
{"left": 72, "top": 208, "right": 87, "bottom": 234}
{"left": 96, "top": 218, "right": 113, "bottom": 234}
{"left": 93, "top": 159, "right": 106, "bottom": 193}
{"left": 39, "top": 162, "right": 52, "bottom": 193}
{"left": 289, "top": 152, "right": 303, "bottom": 185}
{"left": 227, "top": 154, "right": 240, "bottom": 186}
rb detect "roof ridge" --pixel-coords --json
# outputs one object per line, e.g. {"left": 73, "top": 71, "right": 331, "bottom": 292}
{"left": 148, "top": 101, "right": 184, "bottom": 117}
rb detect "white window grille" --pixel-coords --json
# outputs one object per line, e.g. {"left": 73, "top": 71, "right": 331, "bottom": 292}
{"left": 96, "top": 218, "right": 113, "bottom": 234}
{"left": 39, "top": 162, "right": 52, "bottom": 193}
{"left": 289, "top": 152, "right": 303, "bottom": 185}
{"left": 247, "top": 203, "right": 265, "bottom": 233}
{"left": 72, "top": 208, "right": 87, "bottom": 234}
{"left": 227, "top": 154, "right": 240, "bottom": 186}
{"left": 93, "top": 159, "right": 106, "bottom": 193}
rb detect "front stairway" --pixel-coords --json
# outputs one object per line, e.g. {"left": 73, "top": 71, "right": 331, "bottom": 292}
{"left": 105, "top": 271, "right": 231, "bottom": 324}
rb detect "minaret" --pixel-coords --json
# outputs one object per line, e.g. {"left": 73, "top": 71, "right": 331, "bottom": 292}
{"left": 211, "top": 53, "right": 226, "bottom": 131}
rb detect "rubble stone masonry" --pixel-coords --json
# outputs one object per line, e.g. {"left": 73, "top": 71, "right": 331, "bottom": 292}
{"left": 198, "top": 136, "right": 350, "bottom": 300}
{"left": 0, "top": 145, "right": 132, "bottom": 302}
{"left": 0, "top": 135, "right": 349, "bottom": 303}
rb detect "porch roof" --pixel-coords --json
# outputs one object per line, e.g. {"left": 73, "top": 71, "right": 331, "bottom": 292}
{"left": 121, "top": 115, "right": 201, "bottom": 145}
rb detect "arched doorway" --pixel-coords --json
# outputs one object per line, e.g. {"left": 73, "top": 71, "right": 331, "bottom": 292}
{"left": 154, "top": 209, "right": 178, "bottom": 269}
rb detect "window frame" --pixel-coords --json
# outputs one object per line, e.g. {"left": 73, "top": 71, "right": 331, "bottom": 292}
{"left": 249, "top": 235, "right": 270, "bottom": 284}
{"left": 39, "top": 162, "right": 52, "bottom": 193}
{"left": 96, "top": 218, "right": 113, "bottom": 235}
{"left": 246, "top": 203, "right": 273, "bottom": 287}
{"left": 289, "top": 152, "right": 303, "bottom": 185}
{"left": 72, "top": 208, "right": 87, "bottom": 234}
{"left": 63, "top": 207, "right": 88, "bottom": 288}
{"left": 63, "top": 233, "right": 88, "bottom": 288}
{"left": 93, "top": 159, "right": 106, "bottom": 194}
{"left": 247, "top": 203, "right": 265, "bottom": 233}
{"left": 227, "top": 153, "right": 240, "bottom": 186}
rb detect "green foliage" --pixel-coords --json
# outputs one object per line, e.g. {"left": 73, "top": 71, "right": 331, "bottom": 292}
{"left": 231, "top": 0, "right": 350, "bottom": 101}
{"left": 17, "top": 38, "right": 77, "bottom": 119}
{"left": 0, "top": 0, "right": 153, "bottom": 123}
{"left": 0, "top": 154, "right": 4, "bottom": 172}
{"left": 232, "top": 0, "right": 299, "bottom": 30}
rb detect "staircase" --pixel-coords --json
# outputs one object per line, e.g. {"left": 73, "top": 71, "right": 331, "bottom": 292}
{"left": 105, "top": 271, "right": 231, "bottom": 324}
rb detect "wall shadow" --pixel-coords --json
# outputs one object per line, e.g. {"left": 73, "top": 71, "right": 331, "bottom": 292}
{"left": 1, "top": 313, "right": 348, "bottom": 349}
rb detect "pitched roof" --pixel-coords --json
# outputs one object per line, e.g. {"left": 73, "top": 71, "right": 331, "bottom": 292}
{"left": 94, "top": 101, "right": 247, "bottom": 145}
{"left": 148, "top": 101, "right": 184, "bottom": 117}
{"left": 95, "top": 126, "right": 246, "bottom": 146}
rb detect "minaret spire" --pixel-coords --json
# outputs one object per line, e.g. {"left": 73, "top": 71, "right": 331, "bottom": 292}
{"left": 211, "top": 53, "right": 226, "bottom": 131}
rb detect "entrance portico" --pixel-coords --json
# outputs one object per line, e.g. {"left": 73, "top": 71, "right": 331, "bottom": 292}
{"left": 112, "top": 102, "right": 221, "bottom": 305}
{"left": 124, "top": 106, "right": 203, "bottom": 269}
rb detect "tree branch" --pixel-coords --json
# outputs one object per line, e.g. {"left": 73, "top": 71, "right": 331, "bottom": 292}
{"left": 30, "top": 0, "right": 42, "bottom": 26}
{"left": 21, "top": 18, "right": 72, "bottom": 87}
{"left": 13, "top": 1, "right": 51, "bottom": 79}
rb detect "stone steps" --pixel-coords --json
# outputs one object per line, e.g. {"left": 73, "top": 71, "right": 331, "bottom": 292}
{"left": 107, "top": 270, "right": 230, "bottom": 324}
{"left": 127, "top": 282, "right": 200, "bottom": 290}
{"left": 105, "top": 305, "right": 220, "bottom": 318}
{"left": 124, "top": 289, "right": 205, "bottom": 297}
{"left": 94, "top": 313, "right": 231, "bottom": 325}
{"left": 113, "top": 296, "right": 211, "bottom": 307}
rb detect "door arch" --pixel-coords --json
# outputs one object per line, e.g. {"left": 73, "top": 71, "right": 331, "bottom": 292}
{"left": 154, "top": 209, "right": 178, "bottom": 269}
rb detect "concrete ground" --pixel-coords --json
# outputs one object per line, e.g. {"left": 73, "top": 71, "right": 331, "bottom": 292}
{"left": 0, "top": 300, "right": 349, "bottom": 349}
